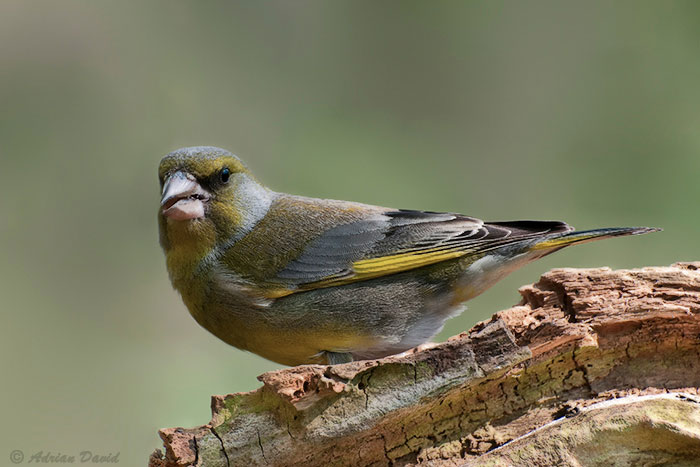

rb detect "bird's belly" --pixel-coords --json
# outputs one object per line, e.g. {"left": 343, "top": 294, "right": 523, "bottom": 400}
{"left": 243, "top": 328, "right": 377, "bottom": 366}
{"left": 193, "top": 295, "right": 380, "bottom": 366}
{"left": 193, "top": 266, "right": 472, "bottom": 365}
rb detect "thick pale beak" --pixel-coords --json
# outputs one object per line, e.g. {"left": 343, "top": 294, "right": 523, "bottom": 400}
{"left": 160, "top": 171, "right": 210, "bottom": 220}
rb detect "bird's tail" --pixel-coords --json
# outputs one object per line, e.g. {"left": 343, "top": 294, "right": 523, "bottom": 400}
{"left": 529, "top": 226, "right": 661, "bottom": 251}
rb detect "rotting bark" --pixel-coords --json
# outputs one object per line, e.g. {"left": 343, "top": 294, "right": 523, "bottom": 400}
{"left": 149, "top": 262, "right": 700, "bottom": 467}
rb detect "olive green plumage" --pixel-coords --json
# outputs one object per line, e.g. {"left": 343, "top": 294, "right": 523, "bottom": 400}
{"left": 158, "top": 146, "right": 659, "bottom": 366}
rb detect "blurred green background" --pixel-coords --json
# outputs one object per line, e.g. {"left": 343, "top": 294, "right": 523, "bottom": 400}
{"left": 2, "top": 1, "right": 698, "bottom": 465}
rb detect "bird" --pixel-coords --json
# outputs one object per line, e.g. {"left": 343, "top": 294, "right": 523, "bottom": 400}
{"left": 158, "top": 146, "right": 659, "bottom": 366}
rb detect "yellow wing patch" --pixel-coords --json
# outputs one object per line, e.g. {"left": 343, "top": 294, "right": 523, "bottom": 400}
{"left": 529, "top": 234, "right": 597, "bottom": 251}
{"left": 263, "top": 247, "right": 471, "bottom": 298}
{"left": 351, "top": 247, "right": 468, "bottom": 277}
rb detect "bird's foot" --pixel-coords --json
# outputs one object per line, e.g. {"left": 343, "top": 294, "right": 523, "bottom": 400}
{"left": 324, "top": 351, "right": 354, "bottom": 365}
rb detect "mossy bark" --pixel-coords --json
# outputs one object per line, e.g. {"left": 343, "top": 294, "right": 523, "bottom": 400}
{"left": 149, "top": 262, "right": 700, "bottom": 466}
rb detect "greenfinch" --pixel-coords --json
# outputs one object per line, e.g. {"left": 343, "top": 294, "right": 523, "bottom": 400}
{"left": 158, "top": 146, "right": 658, "bottom": 366}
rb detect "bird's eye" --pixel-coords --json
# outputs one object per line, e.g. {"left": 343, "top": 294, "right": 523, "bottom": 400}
{"left": 220, "top": 167, "right": 230, "bottom": 183}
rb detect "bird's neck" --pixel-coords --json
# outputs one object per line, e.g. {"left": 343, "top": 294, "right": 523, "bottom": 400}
{"left": 209, "top": 173, "right": 276, "bottom": 243}
{"left": 163, "top": 217, "right": 218, "bottom": 293}
{"left": 161, "top": 175, "right": 275, "bottom": 297}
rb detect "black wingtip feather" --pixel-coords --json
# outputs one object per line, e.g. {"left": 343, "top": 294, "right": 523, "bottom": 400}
{"left": 486, "top": 220, "right": 574, "bottom": 236}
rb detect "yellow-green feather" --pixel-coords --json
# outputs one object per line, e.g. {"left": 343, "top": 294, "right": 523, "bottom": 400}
{"left": 221, "top": 195, "right": 373, "bottom": 285}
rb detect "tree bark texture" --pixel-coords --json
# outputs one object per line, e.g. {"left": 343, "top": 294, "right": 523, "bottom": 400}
{"left": 149, "top": 262, "right": 700, "bottom": 466}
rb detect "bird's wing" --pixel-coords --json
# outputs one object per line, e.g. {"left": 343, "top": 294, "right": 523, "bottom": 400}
{"left": 266, "top": 207, "right": 571, "bottom": 297}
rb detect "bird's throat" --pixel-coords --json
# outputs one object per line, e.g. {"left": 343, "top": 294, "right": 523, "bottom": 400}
{"left": 163, "top": 218, "right": 217, "bottom": 289}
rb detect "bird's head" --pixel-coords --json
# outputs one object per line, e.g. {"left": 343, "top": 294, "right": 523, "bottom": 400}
{"left": 157, "top": 146, "right": 273, "bottom": 259}
{"left": 158, "top": 146, "right": 250, "bottom": 221}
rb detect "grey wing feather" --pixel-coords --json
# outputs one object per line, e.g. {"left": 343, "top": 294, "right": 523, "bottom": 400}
{"left": 275, "top": 208, "right": 572, "bottom": 285}
{"left": 274, "top": 217, "right": 389, "bottom": 281}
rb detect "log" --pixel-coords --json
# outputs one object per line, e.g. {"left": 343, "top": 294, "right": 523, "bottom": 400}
{"left": 149, "top": 262, "right": 700, "bottom": 466}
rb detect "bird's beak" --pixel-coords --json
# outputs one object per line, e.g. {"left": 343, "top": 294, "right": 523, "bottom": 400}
{"left": 160, "top": 171, "right": 210, "bottom": 220}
